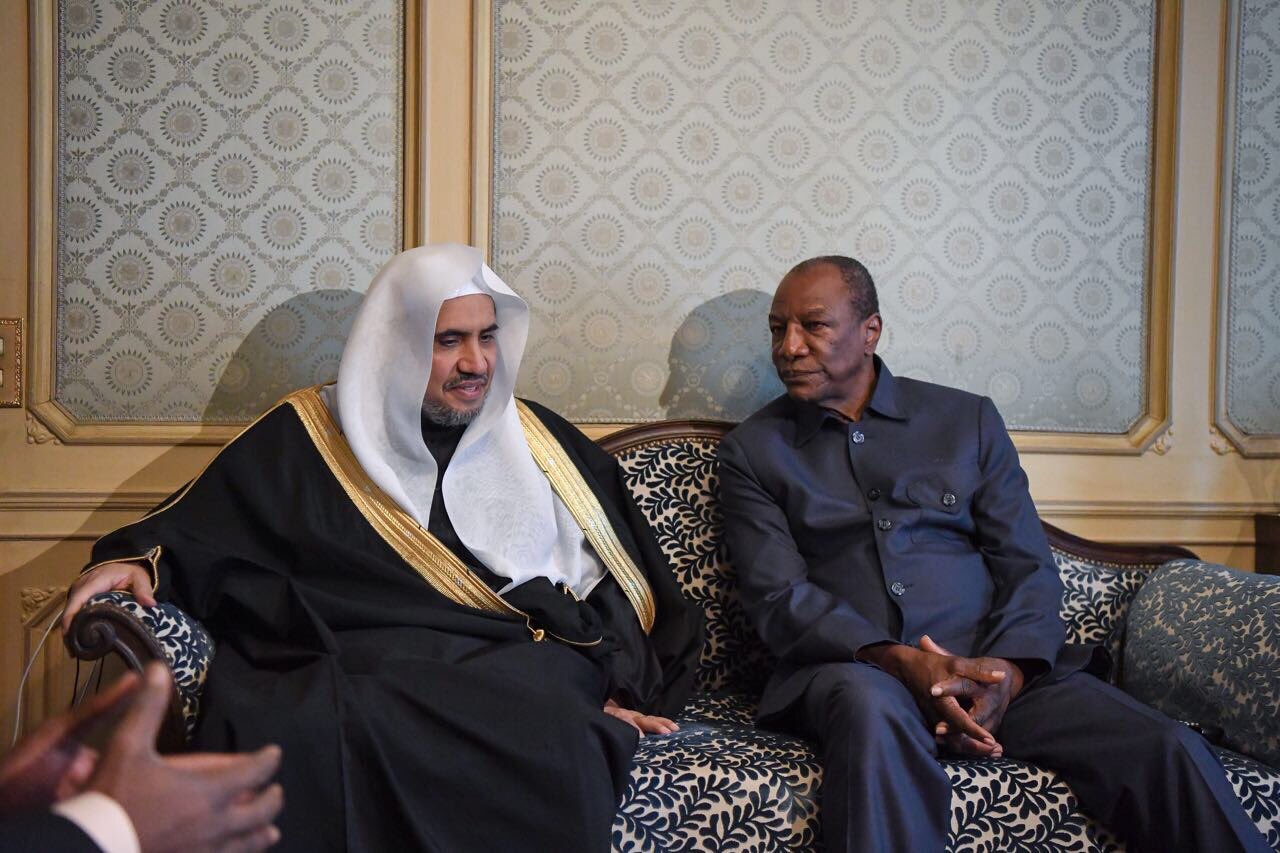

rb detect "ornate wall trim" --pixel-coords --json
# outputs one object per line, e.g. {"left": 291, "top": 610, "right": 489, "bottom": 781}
{"left": 26, "top": 0, "right": 422, "bottom": 445}
{"left": 1212, "top": 0, "right": 1280, "bottom": 457}
{"left": 4, "top": 489, "right": 1272, "bottom": 540}
{"left": 20, "top": 585, "right": 66, "bottom": 625}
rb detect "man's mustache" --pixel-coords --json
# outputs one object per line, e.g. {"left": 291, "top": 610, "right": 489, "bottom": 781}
{"left": 445, "top": 372, "right": 488, "bottom": 390}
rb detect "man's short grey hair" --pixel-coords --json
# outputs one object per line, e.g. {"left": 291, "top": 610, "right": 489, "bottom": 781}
{"left": 787, "top": 255, "right": 879, "bottom": 320}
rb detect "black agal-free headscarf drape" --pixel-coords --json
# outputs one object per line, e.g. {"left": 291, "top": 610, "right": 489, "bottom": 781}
{"left": 87, "top": 394, "right": 703, "bottom": 852}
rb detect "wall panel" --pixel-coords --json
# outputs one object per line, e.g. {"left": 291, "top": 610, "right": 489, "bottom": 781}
{"left": 28, "top": 0, "right": 419, "bottom": 443}
{"left": 1214, "top": 0, "right": 1280, "bottom": 455}
{"left": 483, "top": 0, "right": 1178, "bottom": 450}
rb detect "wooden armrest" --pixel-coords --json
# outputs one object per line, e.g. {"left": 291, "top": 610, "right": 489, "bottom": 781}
{"left": 65, "top": 598, "right": 187, "bottom": 752}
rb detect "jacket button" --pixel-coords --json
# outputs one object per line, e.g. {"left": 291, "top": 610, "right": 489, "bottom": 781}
{"left": 890, "top": 581, "right": 906, "bottom": 596}
{"left": 942, "top": 491, "right": 957, "bottom": 507}
{"left": 867, "top": 488, "right": 881, "bottom": 500}
{"left": 877, "top": 518, "right": 892, "bottom": 531}
{"left": 850, "top": 430, "right": 865, "bottom": 444}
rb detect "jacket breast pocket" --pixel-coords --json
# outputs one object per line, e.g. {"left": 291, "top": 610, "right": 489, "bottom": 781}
{"left": 905, "top": 465, "right": 977, "bottom": 546}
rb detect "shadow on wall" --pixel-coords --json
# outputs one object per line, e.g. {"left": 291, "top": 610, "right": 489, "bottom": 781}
{"left": 204, "top": 289, "right": 364, "bottom": 422}
{"left": 660, "top": 289, "right": 783, "bottom": 422}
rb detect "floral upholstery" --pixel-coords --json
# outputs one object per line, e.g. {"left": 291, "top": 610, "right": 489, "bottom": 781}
{"left": 1122, "top": 559, "right": 1280, "bottom": 768}
{"left": 611, "top": 432, "right": 1280, "bottom": 852}
{"left": 615, "top": 437, "right": 775, "bottom": 695}
{"left": 81, "top": 590, "right": 213, "bottom": 737}
{"left": 80, "top": 429, "right": 1280, "bottom": 851}
{"left": 1221, "top": 749, "right": 1280, "bottom": 850}
{"left": 1053, "top": 550, "right": 1153, "bottom": 680}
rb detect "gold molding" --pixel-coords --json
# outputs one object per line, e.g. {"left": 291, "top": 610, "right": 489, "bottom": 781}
{"left": 1210, "top": 0, "right": 1280, "bottom": 457}
{"left": 0, "top": 317, "right": 22, "bottom": 407}
{"left": 468, "top": 1, "right": 1182, "bottom": 451}
{"left": 0, "top": 489, "right": 168, "bottom": 512}
{"left": 403, "top": 0, "right": 422, "bottom": 247}
{"left": 471, "top": 0, "right": 493, "bottom": 256}
{"left": 1033, "top": 498, "right": 1278, "bottom": 520}
{"left": 422, "top": 1, "right": 474, "bottom": 245}
{"left": 25, "top": 0, "right": 423, "bottom": 445}
{"left": 4, "top": 488, "right": 1273, "bottom": 523}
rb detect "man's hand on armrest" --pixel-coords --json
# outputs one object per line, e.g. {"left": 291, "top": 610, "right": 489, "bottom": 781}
{"left": 857, "top": 639, "right": 1007, "bottom": 757}
{"left": 62, "top": 562, "right": 156, "bottom": 632}
{"left": 603, "top": 699, "right": 679, "bottom": 737}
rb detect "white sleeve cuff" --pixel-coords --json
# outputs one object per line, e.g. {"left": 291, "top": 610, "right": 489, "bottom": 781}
{"left": 51, "top": 791, "right": 142, "bottom": 853}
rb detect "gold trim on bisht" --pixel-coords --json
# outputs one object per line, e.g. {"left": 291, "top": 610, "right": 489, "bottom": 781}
{"left": 285, "top": 387, "right": 522, "bottom": 620}
{"left": 516, "top": 400, "right": 656, "bottom": 634}
{"left": 81, "top": 545, "right": 164, "bottom": 591}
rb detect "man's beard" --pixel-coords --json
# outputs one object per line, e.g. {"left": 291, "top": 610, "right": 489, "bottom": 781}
{"left": 421, "top": 398, "right": 480, "bottom": 427}
{"left": 421, "top": 374, "right": 489, "bottom": 427}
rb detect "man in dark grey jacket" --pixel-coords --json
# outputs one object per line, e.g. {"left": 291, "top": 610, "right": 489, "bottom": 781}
{"left": 717, "top": 255, "right": 1266, "bottom": 853}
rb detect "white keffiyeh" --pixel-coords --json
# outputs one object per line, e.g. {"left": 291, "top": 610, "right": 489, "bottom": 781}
{"left": 324, "top": 244, "right": 604, "bottom": 596}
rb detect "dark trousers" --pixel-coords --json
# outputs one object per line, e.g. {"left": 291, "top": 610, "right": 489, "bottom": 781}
{"left": 789, "top": 664, "right": 1270, "bottom": 853}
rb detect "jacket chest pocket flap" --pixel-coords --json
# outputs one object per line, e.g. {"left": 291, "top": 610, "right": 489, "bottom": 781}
{"left": 904, "top": 467, "right": 975, "bottom": 544}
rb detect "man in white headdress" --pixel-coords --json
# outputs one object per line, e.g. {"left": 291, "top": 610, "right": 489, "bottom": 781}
{"left": 63, "top": 244, "right": 704, "bottom": 852}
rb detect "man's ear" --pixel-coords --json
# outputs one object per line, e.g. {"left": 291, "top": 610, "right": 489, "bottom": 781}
{"left": 863, "top": 313, "right": 883, "bottom": 354}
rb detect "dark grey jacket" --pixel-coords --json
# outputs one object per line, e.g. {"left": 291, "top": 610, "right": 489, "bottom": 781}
{"left": 718, "top": 358, "right": 1088, "bottom": 720}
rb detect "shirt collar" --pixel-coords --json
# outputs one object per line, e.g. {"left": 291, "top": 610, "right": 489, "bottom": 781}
{"left": 792, "top": 356, "right": 908, "bottom": 445}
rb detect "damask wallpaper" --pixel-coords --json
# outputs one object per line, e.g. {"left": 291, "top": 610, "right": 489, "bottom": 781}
{"left": 1223, "top": 0, "right": 1280, "bottom": 437}
{"left": 489, "top": 0, "right": 1158, "bottom": 429}
{"left": 55, "top": 0, "right": 404, "bottom": 423}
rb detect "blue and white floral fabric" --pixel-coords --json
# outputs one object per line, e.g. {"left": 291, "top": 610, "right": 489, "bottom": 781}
{"left": 80, "top": 431, "right": 1280, "bottom": 851}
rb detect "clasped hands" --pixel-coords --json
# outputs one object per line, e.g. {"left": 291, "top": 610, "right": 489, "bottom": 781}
{"left": 0, "top": 663, "right": 283, "bottom": 853}
{"left": 860, "top": 635, "right": 1024, "bottom": 759}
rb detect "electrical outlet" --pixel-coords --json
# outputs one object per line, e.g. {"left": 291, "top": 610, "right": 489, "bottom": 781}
{"left": 0, "top": 318, "right": 21, "bottom": 407}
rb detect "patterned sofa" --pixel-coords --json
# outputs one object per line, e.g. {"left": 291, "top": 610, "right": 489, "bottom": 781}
{"left": 68, "top": 421, "right": 1280, "bottom": 851}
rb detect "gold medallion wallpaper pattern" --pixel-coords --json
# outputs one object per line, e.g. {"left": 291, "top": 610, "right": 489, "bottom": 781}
{"left": 55, "top": 0, "right": 403, "bottom": 422}
{"left": 490, "top": 0, "right": 1158, "bottom": 428}
{"left": 1224, "top": 0, "right": 1280, "bottom": 437}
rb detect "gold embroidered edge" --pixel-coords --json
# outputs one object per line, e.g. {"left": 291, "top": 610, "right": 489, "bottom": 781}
{"left": 284, "top": 386, "right": 519, "bottom": 619}
{"left": 81, "top": 545, "right": 164, "bottom": 590}
{"left": 516, "top": 400, "right": 656, "bottom": 634}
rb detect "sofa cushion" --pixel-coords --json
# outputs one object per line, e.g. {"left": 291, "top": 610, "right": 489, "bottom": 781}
{"left": 618, "top": 692, "right": 1280, "bottom": 852}
{"left": 1218, "top": 748, "right": 1280, "bottom": 850}
{"left": 1122, "top": 559, "right": 1280, "bottom": 768}
{"left": 615, "top": 691, "right": 1128, "bottom": 852}
{"left": 1052, "top": 548, "right": 1153, "bottom": 673}
{"left": 616, "top": 691, "right": 821, "bottom": 851}
{"left": 614, "top": 436, "right": 776, "bottom": 696}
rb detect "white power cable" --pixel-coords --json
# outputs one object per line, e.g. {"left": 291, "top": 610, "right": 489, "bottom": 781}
{"left": 11, "top": 605, "right": 66, "bottom": 747}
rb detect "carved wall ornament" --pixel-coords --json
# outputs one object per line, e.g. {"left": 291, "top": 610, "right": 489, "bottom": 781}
{"left": 1151, "top": 428, "right": 1173, "bottom": 455}
{"left": 25, "top": 412, "right": 61, "bottom": 445}
{"left": 1210, "top": 426, "right": 1239, "bottom": 456}
{"left": 20, "top": 585, "right": 67, "bottom": 626}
